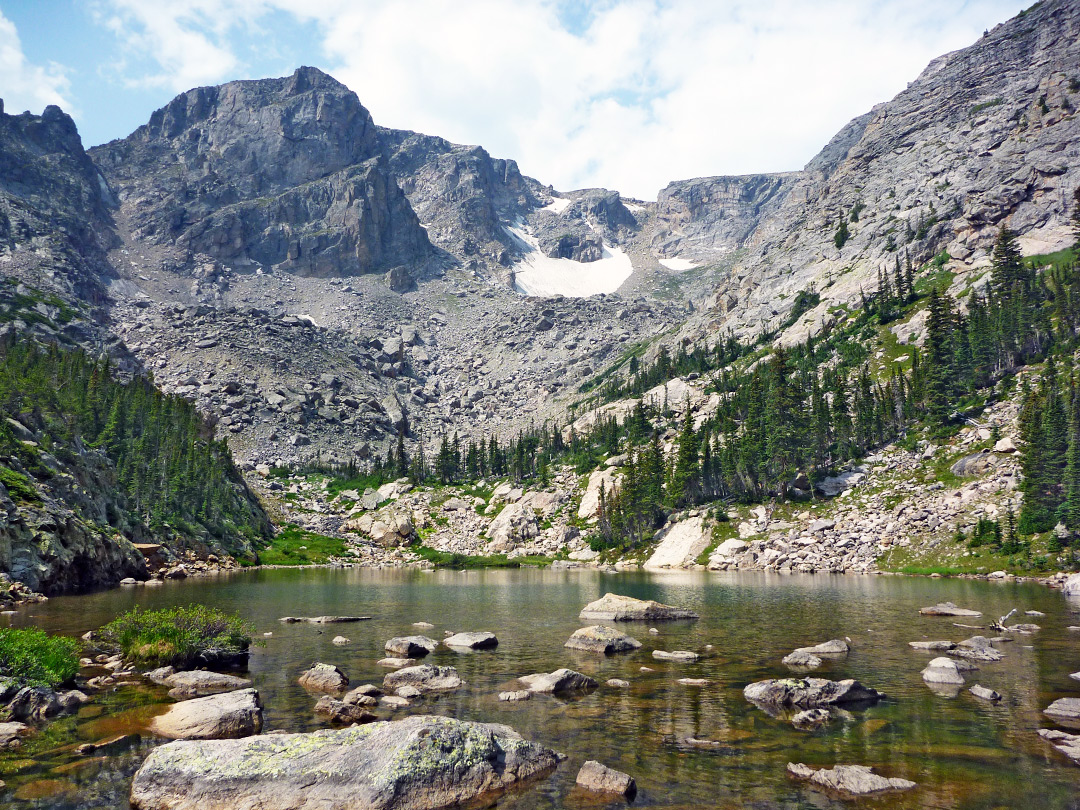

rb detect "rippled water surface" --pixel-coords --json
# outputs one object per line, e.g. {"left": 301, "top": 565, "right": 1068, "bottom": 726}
{"left": 3, "top": 568, "right": 1080, "bottom": 809}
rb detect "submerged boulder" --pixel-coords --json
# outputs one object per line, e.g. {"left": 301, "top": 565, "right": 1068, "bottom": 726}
{"left": 129, "top": 715, "right": 561, "bottom": 810}
{"left": 575, "top": 760, "right": 636, "bottom": 798}
{"left": 919, "top": 602, "right": 981, "bottom": 617}
{"left": 384, "top": 636, "right": 439, "bottom": 658}
{"left": 787, "top": 763, "right": 916, "bottom": 796}
{"left": 744, "top": 678, "right": 882, "bottom": 709}
{"left": 564, "top": 626, "right": 641, "bottom": 655}
{"left": 579, "top": 593, "right": 698, "bottom": 623}
{"left": 148, "top": 689, "right": 263, "bottom": 740}
{"left": 443, "top": 632, "right": 498, "bottom": 650}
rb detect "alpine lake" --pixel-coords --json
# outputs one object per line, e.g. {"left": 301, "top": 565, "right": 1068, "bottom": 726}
{"left": 1, "top": 567, "right": 1079, "bottom": 809}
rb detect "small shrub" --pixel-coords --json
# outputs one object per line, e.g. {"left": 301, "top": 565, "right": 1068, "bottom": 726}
{"left": 0, "top": 628, "right": 79, "bottom": 687}
{"left": 100, "top": 604, "right": 255, "bottom": 668}
{"left": 0, "top": 466, "right": 39, "bottom": 504}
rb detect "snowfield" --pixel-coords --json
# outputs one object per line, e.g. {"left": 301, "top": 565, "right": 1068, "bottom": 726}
{"left": 506, "top": 225, "right": 634, "bottom": 298}
{"left": 659, "top": 257, "right": 698, "bottom": 271}
{"left": 541, "top": 197, "right": 571, "bottom": 214}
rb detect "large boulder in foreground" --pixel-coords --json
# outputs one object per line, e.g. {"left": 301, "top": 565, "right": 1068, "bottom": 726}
{"left": 148, "top": 689, "right": 263, "bottom": 740}
{"left": 129, "top": 715, "right": 561, "bottom": 810}
{"left": 787, "top": 763, "right": 916, "bottom": 796}
{"left": 744, "top": 678, "right": 882, "bottom": 710}
{"left": 564, "top": 625, "right": 641, "bottom": 655}
{"left": 579, "top": 593, "right": 698, "bottom": 623}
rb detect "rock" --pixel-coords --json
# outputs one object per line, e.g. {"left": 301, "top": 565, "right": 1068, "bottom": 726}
{"left": 920, "top": 602, "right": 981, "bottom": 617}
{"left": 499, "top": 690, "right": 532, "bottom": 702}
{"left": 1063, "top": 573, "right": 1080, "bottom": 598}
{"left": 332, "top": 636, "right": 350, "bottom": 646}
{"left": 652, "top": 650, "right": 699, "bottom": 662}
{"left": 485, "top": 502, "right": 538, "bottom": 549}
{"left": 713, "top": 538, "right": 748, "bottom": 558}
{"left": 1039, "top": 729, "right": 1080, "bottom": 765}
{"left": 343, "top": 684, "right": 381, "bottom": 701}
{"left": 395, "top": 686, "right": 422, "bottom": 699}
{"left": 921, "top": 657, "right": 965, "bottom": 685}
{"left": 744, "top": 678, "right": 883, "bottom": 709}
{"left": 298, "top": 664, "right": 349, "bottom": 694}
{"left": 994, "top": 437, "right": 1017, "bottom": 453}
{"left": 314, "top": 696, "right": 376, "bottom": 725}
{"left": 970, "top": 685, "right": 1002, "bottom": 701}
{"left": 564, "top": 625, "right": 641, "bottom": 655}
{"left": 377, "top": 658, "right": 416, "bottom": 668}
{"left": 379, "top": 695, "right": 410, "bottom": 709}
{"left": 383, "top": 665, "right": 463, "bottom": 693}
{"left": 7, "top": 687, "right": 62, "bottom": 722}
{"left": 644, "top": 515, "right": 711, "bottom": 569}
{"left": 577, "top": 469, "right": 621, "bottom": 520}
{"left": 678, "top": 678, "right": 710, "bottom": 686}
{"left": 948, "top": 636, "right": 1004, "bottom": 662}
{"left": 163, "top": 671, "right": 252, "bottom": 699}
{"left": 606, "top": 679, "right": 630, "bottom": 688}
{"left": 783, "top": 650, "right": 823, "bottom": 669}
{"left": 791, "top": 709, "right": 831, "bottom": 730}
{"left": 787, "top": 763, "right": 916, "bottom": 796}
{"left": 0, "top": 721, "right": 29, "bottom": 747}
{"left": 384, "top": 636, "right": 439, "bottom": 658}
{"left": 575, "top": 760, "right": 636, "bottom": 799}
{"left": 950, "top": 451, "right": 999, "bottom": 477}
{"left": 1044, "top": 698, "right": 1080, "bottom": 723}
{"left": 148, "top": 689, "right": 263, "bottom": 740}
{"left": 579, "top": 593, "right": 698, "bottom": 623}
{"left": 443, "top": 632, "right": 498, "bottom": 650}
{"left": 519, "top": 668, "right": 598, "bottom": 694}
{"left": 129, "top": 715, "right": 561, "bottom": 810}
{"left": 908, "top": 640, "right": 956, "bottom": 651}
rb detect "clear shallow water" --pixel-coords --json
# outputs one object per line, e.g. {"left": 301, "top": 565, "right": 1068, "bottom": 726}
{"left": 2, "top": 568, "right": 1080, "bottom": 809}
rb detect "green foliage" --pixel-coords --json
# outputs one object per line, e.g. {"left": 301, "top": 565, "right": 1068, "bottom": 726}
{"left": 0, "top": 465, "right": 39, "bottom": 504}
{"left": 257, "top": 525, "right": 347, "bottom": 565}
{"left": 100, "top": 604, "right": 255, "bottom": 668}
{"left": 0, "top": 331, "right": 271, "bottom": 550}
{"left": 410, "top": 545, "right": 551, "bottom": 569}
{"left": 834, "top": 219, "right": 850, "bottom": 250}
{"left": 0, "top": 628, "right": 79, "bottom": 687}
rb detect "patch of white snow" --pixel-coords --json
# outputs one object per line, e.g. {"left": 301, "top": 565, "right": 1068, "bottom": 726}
{"left": 659, "top": 257, "right": 699, "bottom": 271}
{"left": 541, "top": 197, "right": 571, "bottom": 214}
{"left": 507, "top": 225, "right": 633, "bottom": 298}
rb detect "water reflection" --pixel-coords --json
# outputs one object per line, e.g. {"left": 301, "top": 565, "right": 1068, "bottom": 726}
{"left": 1, "top": 568, "right": 1078, "bottom": 809}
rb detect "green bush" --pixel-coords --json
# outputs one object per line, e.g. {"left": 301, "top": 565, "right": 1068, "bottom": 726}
{"left": 0, "top": 466, "right": 39, "bottom": 504}
{"left": 100, "top": 604, "right": 255, "bottom": 668}
{"left": 0, "top": 628, "right": 79, "bottom": 687}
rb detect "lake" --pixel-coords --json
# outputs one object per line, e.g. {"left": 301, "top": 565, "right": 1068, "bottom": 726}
{"left": 3, "top": 567, "right": 1080, "bottom": 809}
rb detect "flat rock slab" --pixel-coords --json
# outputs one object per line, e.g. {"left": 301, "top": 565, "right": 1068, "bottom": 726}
{"left": 385, "top": 636, "right": 439, "bottom": 658}
{"left": 1040, "top": 729, "right": 1080, "bottom": 764}
{"left": 519, "top": 669, "right": 598, "bottom": 694}
{"left": 580, "top": 593, "right": 698, "bottom": 623}
{"left": 920, "top": 602, "right": 982, "bottom": 617}
{"left": 653, "top": 650, "right": 699, "bottom": 662}
{"left": 443, "top": 632, "right": 498, "bottom": 650}
{"left": 970, "top": 685, "right": 1002, "bottom": 701}
{"left": 745, "top": 678, "right": 882, "bottom": 710}
{"left": 163, "top": 671, "right": 252, "bottom": 699}
{"left": 383, "top": 665, "right": 463, "bottom": 693}
{"left": 792, "top": 639, "right": 849, "bottom": 656}
{"left": 299, "top": 664, "right": 349, "bottom": 694}
{"left": 909, "top": 641, "right": 956, "bottom": 651}
{"left": 576, "top": 760, "right": 636, "bottom": 798}
{"left": 149, "top": 689, "right": 262, "bottom": 740}
{"left": 279, "top": 616, "right": 372, "bottom": 623}
{"left": 788, "top": 763, "right": 916, "bottom": 796}
{"left": 564, "top": 625, "right": 641, "bottom": 655}
{"left": 499, "top": 690, "right": 532, "bottom": 702}
{"left": 1045, "top": 697, "right": 1080, "bottom": 722}
{"left": 377, "top": 658, "right": 416, "bottom": 668}
{"left": 129, "top": 715, "right": 560, "bottom": 810}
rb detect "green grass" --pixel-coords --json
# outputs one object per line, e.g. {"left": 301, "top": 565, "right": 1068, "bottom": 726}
{"left": 0, "top": 628, "right": 79, "bottom": 687}
{"left": 256, "top": 525, "right": 347, "bottom": 566}
{"left": 99, "top": 604, "right": 256, "bottom": 668}
{"left": 1027, "top": 246, "right": 1076, "bottom": 272}
{"left": 411, "top": 545, "right": 552, "bottom": 569}
{"left": 0, "top": 466, "right": 39, "bottom": 504}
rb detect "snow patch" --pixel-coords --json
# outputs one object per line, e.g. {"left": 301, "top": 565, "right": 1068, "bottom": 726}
{"left": 507, "top": 225, "right": 633, "bottom": 298}
{"left": 541, "top": 197, "right": 571, "bottom": 214}
{"left": 623, "top": 202, "right": 646, "bottom": 213}
{"left": 659, "top": 257, "right": 699, "bottom": 271}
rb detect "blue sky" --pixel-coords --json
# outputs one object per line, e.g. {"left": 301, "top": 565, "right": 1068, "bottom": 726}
{"left": 0, "top": 0, "right": 1031, "bottom": 198}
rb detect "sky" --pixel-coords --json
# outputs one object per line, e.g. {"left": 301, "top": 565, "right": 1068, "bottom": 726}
{"left": 0, "top": 0, "right": 1030, "bottom": 200}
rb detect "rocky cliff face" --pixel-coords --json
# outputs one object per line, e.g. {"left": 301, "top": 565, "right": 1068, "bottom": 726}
{"left": 91, "top": 67, "right": 433, "bottom": 279}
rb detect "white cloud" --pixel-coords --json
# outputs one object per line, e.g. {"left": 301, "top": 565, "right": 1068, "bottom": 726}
{"left": 0, "top": 10, "right": 72, "bottom": 116}
{"left": 90, "top": 0, "right": 1028, "bottom": 198}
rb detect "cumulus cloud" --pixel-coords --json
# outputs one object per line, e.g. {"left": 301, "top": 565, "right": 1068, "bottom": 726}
{"left": 0, "top": 10, "right": 72, "bottom": 116}
{"left": 90, "top": 0, "right": 1026, "bottom": 198}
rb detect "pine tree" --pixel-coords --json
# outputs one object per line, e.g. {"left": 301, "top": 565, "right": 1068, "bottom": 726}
{"left": 670, "top": 409, "right": 701, "bottom": 507}
{"left": 990, "top": 225, "right": 1025, "bottom": 299}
